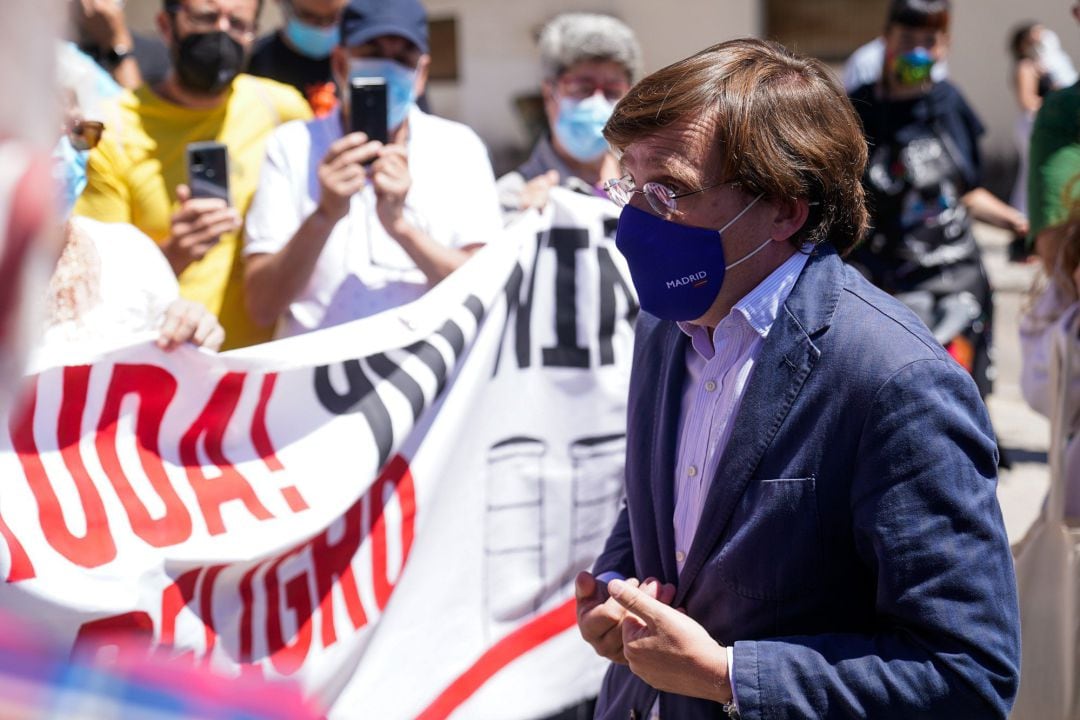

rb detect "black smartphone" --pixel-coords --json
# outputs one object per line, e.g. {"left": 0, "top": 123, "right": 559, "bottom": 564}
{"left": 349, "top": 77, "right": 389, "bottom": 145}
{"left": 186, "top": 141, "right": 230, "bottom": 204}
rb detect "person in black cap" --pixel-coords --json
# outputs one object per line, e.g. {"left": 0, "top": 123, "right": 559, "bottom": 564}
{"left": 242, "top": 0, "right": 502, "bottom": 338}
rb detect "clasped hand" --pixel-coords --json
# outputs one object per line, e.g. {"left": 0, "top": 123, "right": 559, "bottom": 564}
{"left": 315, "top": 132, "right": 412, "bottom": 238}
{"left": 575, "top": 571, "right": 733, "bottom": 704}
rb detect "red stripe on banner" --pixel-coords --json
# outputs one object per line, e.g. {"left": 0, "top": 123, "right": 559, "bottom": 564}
{"left": 251, "top": 373, "right": 284, "bottom": 473}
{"left": 415, "top": 598, "right": 578, "bottom": 720}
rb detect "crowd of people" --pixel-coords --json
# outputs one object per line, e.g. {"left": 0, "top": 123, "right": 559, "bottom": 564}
{"left": 17, "top": 0, "right": 1080, "bottom": 716}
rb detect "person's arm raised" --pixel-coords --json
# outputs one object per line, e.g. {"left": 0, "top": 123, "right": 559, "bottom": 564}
{"left": 244, "top": 133, "right": 379, "bottom": 328}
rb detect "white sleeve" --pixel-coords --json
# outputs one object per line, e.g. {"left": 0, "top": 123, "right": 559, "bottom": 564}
{"left": 244, "top": 122, "right": 307, "bottom": 257}
{"left": 448, "top": 129, "right": 504, "bottom": 249}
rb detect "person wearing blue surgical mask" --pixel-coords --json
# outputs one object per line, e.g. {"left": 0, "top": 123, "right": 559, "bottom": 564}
{"left": 497, "top": 13, "right": 642, "bottom": 222}
{"left": 248, "top": 0, "right": 348, "bottom": 116}
{"left": 242, "top": 0, "right": 503, "bottom": 339}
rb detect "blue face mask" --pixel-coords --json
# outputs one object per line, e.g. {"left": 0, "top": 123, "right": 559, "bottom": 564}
{"left": 554, "top": 94, "right": 615, "bottom": 163}
{"left": 614, "top": 196, "right": 768, "bottom": 322}
{"left": 52, "top": 136, "right": 88, "bottom": 219}
{"left": 348, "top": 58, "right": 418, "bottom": 131}
{"left": 285, "top": 16, "right": 338, "bottom": 60}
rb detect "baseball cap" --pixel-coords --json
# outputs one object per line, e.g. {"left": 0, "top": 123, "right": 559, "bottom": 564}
{"left": 340, "top": 0, "right": 429, "bottom": 54}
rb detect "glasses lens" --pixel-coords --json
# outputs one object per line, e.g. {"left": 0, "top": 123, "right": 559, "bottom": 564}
{"left": 643, "top": 183, "right": 676, "bottom": 215}
{"left": 70, "top": 121, "right": 104, "bottom": 151}
{"left": 604, "top": 177, "right": 631, "bottom": 207}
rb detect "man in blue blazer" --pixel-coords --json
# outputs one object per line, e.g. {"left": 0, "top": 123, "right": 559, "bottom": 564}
{"left": 576, "top": 38, "right": 1021, "bottom": 719}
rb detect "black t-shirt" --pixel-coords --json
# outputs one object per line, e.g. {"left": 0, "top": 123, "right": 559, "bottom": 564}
{"left": 848, "top": 81, "right": 986, "bottom": 289}
{"left": 247, "top": 32, "right": 336, "bottom": 115}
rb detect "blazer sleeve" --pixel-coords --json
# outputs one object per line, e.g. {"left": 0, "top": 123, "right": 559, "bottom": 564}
{"left": 592, "top": 500, "right": 635, "bottom": 579}
{"left": 731, "top": 357, "right": 1020, "bottom": 720}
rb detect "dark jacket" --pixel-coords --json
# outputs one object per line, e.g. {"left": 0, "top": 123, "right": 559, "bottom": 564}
{"left": 593, "top": 246, "right": 1020, "bottom": 719}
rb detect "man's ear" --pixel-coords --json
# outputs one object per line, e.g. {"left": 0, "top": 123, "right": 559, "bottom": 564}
{"left": 156, "top": 9, "right": 175, "bottom": 46}
{"left": 768, "top": 197, "right": 810, "bottom": 244}
{"left": 413, "top": 54, "right": 431, "bottom": 97}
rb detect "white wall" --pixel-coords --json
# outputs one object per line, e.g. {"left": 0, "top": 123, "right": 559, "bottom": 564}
{"left": 421, "top": 0, "right": 758, "bottom": 170}
{"left": 949, "top": 0, "right": 1080, "bottom": 162}
{"left": 121, "top": 0, "right": 1080, "bottom": 185}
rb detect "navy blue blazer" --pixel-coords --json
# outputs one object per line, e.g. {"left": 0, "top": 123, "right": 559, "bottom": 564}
{"left": 593, "top": 246, "right": 1020, "bottom": 719}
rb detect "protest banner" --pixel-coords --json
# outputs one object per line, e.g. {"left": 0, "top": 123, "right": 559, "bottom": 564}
{"left": 0, "top": 188, "right": 638, "bottom": 718}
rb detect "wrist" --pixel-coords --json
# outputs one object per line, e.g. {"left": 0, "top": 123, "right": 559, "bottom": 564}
{"left": 314, "top": 201, "right": 347, "bottom": 226}
{"left": 706, "top": 642, "right": 733, "bottom": 704}
{"left": 162, "top": 238, "right": 187, "bottom": 276}
{"left": 383, "top": 214, "right": 416, "bottom": 244}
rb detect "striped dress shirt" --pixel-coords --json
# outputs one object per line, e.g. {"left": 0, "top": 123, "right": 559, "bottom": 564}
{"left": 648, "top": 247, "right": 810, "bottom": 719}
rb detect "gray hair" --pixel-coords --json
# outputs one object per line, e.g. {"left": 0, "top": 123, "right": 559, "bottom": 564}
{"left": 538, "top": 13, "right": 643, "bottom": 82}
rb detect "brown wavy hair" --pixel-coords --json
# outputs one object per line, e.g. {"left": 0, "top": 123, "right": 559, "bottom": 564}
{"left": 603, "top": 37, "right": 869, "bottom": 256}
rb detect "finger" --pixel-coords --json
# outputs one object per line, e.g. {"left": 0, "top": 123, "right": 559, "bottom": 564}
{"left": 182, "top": 197, "right": 230, "bottom": 214}
{"left": 658, "top": 582, "right": 677, "bottom": 606}
{"left": 608, "top": 578, "right": 668, "bottom": 627}
{"left": 575, "top": 571, "right": 598, "bottom": 603}
{"left": 377, "top": 144, "right": 409, "bottom": 162}
{"left": 204, "top": 325, "right": 225, "bottom": 352}
{"left": 325, "top": 132, "right": 371, "bottom": 161}
{"left": 175, "top": 184, "right": 191, "bottom": 204}
{"left": 191, "top": 309, "right": 220, "bottom": 347}
{"left": 542, "top": 169, "right": 560, "bottom": 187}
{"left": 157, "top": 302, "right": 189, "bottom": 350}
{"left": 329, "top": 144, "right": 381, "bottom": 171}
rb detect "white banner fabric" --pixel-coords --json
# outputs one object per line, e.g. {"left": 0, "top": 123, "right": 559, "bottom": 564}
{"left": 0, "top": 188, "right": 638, "bottom": 719}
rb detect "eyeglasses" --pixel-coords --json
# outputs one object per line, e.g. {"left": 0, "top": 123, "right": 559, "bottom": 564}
{"left": 166, "top": 4, "right": 257, "bottom": 40}
{"left": 68, "top": 120, "right": 104, "bottom": 151}
{"left": 603, "top": 173, "right": 729, "bottom": 216}
{"left": 557, "top": 75, "right": 630, "bottom": 102}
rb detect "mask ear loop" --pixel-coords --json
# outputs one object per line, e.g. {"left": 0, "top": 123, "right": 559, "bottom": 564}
{"left": 717, "top": 193, "right": 771, "bottom": 271}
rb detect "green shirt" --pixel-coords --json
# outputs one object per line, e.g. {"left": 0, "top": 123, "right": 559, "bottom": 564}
{"left": 1028, "top": 81, "right": 1080, "bottom": 243}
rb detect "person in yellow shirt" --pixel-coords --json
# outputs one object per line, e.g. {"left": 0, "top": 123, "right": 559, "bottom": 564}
{"left": 75, "top": 0, "right": 312, "bottom": 349}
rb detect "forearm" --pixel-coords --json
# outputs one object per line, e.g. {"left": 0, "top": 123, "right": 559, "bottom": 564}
{"left": 386, "top": 219, "right": 475, "bottom": 283}
{"left": 962, "top": 188, "right": 1026, "bottom": 231}
{"left": 110, "top": 55, "right": 143, "bottom": 90}
{"left": 245, "top": 209, "right": 337, "bottom": 327}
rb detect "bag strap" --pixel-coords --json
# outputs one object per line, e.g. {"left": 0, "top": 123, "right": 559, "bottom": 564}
{"left": 1046, "top": 305, "right": 1079, "bottom": 523}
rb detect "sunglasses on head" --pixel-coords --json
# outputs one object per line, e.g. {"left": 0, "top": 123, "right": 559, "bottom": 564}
{"left": 68, "top": 120, "right": 104, "bottom": 151}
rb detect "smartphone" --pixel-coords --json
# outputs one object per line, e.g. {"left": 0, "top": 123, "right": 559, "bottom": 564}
{"left": 186, "top": 141, "right": 230, "bottom": 204}
{"left": 349, "top": 77, "right": 389, "bottom": 145}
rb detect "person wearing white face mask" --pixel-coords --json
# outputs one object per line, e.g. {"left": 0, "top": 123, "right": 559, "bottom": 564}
{"left": 243, "top": 0, "right": 502, "bottom": 339}
{"left": 248, "top": 0, "right": 347, "bottom": 116}
{"left": 497, "top": 13, "right": 642, "bottom": 222}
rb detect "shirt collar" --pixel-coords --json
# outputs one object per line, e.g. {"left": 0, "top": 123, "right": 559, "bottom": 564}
{"left": 678, "top": 245, "right": 812, "bottom": 352}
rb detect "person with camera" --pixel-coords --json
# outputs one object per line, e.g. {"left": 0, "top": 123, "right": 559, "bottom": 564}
{"left": 74, "top": 0, "right": 312, "bottom": 349}
{"left": 243, "top": 0, "right": 501, "bottom": 339}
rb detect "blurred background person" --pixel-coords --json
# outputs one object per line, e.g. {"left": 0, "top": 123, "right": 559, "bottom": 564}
{"left": 74, "top": 0, "right": 312, "bottom": 350}
{"left": 248, "top": 0, "right": 348, "bottom": 117}
{"left": 50, "top": 62, "right": 224, "bottom": 355}
{"left": 848, "top": 0, "right": 1028, "bottom": 403}
{"left": 1028, "top": 2, "right": 1080, "bottom": 273}
{"left": 244, "top": 0, "right": 501, "bottom": 339}
{"left": 69, "top": 0, "right": 171, "bottom": 89}
{"left": 1020, "top": 184, "right": 1080, "bottom": 519}
{"left": 1009, "top": 22, "right": 1077, "bottom": 216}
{"left": 496, "top": 12, "right": 640, "bottom": 221}
{"left": 842, "top": 19, "right": 947, "bottom": 93}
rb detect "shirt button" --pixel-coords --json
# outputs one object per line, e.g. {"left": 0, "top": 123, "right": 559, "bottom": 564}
{"left": 676, "top": 550, "right": 686, "bottom": 563}
{"left": 705, "top": 380, "right": 717, "bottom": 392}
{"left": 687, "top": 465, "right": 698, "bottom": 477}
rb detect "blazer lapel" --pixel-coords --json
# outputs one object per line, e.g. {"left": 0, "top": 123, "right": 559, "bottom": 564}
{"left": 674, "top": 249, "right": 842, "bottom": 604}
{"left": 647, "top": 322, "right": 686, "bottom": 585}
